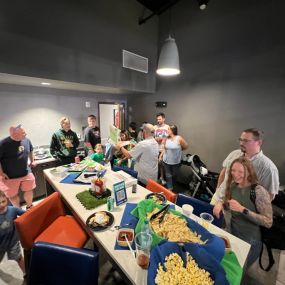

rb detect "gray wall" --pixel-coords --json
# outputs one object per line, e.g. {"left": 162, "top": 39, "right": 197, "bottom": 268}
{"left": 0, "top": 84, "right": 127, "bottom": 146}
{"left": 0, "top": 0, "right": 157, "bottom": 93}
{"left": 128, "top": 0, "right": 285, "bottom": 184}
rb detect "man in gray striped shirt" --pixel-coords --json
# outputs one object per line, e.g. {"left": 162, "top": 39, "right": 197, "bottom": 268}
{"left": 212, "top": 128, "right": 279, "bottom": 218}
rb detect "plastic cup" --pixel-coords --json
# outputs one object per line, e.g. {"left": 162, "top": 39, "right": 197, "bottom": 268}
{"left": 182, "top": 204, "right": 194, "bottom": 218}
{"left": 200, "top": 212, "right": 214, "bottom": 229}
{"left": 135, "top": 232, "right": 152, "bottom": 269}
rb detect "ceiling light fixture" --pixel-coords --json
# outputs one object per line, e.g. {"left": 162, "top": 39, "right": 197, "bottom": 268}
{"left": 41, "top": 82, "right": 51, "bottom": 86}
{"left": 198, "top": 0, "right": 209, "bottom": 10}
{"left": 156, "top": 8, "right": 180, "bottom": 76}
{"left": 156, "top": 36, "right": 180, "bottom": 76}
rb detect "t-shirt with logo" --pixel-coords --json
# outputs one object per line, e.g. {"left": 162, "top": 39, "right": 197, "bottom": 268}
{"left": 0, "top": 137, "right": 33, "bottom": 178}
{"left": 84, "top": 126, "right": 101, "bottom": 151}
{"left": 154, "top": 124, "right": 169, "bottom": 151}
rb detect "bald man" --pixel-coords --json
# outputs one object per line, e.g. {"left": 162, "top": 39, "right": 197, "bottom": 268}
{"left": 116, "top": 123, "right": 159, "bottom": 185}
{"left": 0, "top": 125, "right": 36, "bottom": 209}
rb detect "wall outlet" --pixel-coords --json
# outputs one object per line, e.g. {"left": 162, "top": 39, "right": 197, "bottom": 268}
{"left": 85, "top": 101, "right": 91, "bottom": 108}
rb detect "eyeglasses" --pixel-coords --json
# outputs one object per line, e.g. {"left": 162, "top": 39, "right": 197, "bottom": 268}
{"left": 238, "top": 138, "right": 255, "bottom": 143}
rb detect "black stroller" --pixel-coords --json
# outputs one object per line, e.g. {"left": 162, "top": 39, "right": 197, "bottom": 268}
{"left": 181, "top": 154, "right": 219, "bottom": 202}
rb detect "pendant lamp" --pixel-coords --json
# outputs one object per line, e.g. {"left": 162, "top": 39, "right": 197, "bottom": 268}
{"left": 156, "top": 35, "right": 180, "bottom": 76}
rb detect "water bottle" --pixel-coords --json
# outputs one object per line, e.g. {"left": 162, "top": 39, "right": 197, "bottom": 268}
{"left": 141, "top": 220, "right": 152, "bottom": 235}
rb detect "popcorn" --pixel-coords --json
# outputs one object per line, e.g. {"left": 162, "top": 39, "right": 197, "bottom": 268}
{"left": 155, "top": 253, "right": 213, "bottom": 285}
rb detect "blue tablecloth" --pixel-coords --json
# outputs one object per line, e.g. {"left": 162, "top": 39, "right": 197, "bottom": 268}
{"left": 60, "top": 173, "right": 88, "bottom": 185}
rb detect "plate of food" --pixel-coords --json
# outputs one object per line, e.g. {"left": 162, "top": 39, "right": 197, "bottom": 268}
{"left": 145, "top": 193, "right": 167, "bottom": 205}
{"left": 86, "top": 211, "right": 114, "bottom": 231}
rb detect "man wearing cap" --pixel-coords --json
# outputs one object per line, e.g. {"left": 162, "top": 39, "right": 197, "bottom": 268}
{"left": 116, "top": 123, "right": 159, "bottom": 185}
{"left": 0, "top": 125, "right": 36, "bottom": 209}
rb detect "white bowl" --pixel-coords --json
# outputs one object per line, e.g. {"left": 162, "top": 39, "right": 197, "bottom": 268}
{"left": 117, "top": 228, "right": 134, "bottom": 247}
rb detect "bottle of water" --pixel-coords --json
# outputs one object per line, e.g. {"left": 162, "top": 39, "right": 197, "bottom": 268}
{"left": 141, "top": 220, "right": 152, "bottom": 235}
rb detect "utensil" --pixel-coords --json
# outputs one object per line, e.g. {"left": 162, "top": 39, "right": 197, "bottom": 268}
{"left": 114, "top": 223, "right": 132, "bottom": 230}
{"left": 84, "top": 173, "right": 98, "bottom": 178}
{"left": 158, "top": 204, "right": 170, "bottom": 224}
{"left": 123, "top": 234, "right": 136, "bottom": 258}
{"left": 150, "top": 204, "right": 169, "bottom": 221}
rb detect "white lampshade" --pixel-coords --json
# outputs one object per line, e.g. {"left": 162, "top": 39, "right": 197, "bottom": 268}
{"left": 156, "top": 36, "right": 180, "bottom": 76}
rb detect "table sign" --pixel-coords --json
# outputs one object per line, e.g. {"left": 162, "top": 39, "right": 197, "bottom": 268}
{"left": 113, "top": 181, "right": 128, "bottom": 206}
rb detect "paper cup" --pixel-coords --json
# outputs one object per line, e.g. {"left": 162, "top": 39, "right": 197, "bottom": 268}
{"left": 182, "top": 204, "right": 194, "bottom": 218}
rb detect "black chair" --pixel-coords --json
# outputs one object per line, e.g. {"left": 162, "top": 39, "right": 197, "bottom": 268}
{"left": 176, "top": 193, "right": 224, "bottom": 228}
{"left": 28, "top": 241, "right": 99, "bottom": 285}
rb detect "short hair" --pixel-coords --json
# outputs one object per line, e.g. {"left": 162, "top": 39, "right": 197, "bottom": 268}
{"left": 243, "top": 128, "right": 264, "bottom": 141}
{"left": 88, "top": 115, "right": 96, "bottom": 120}
{"left": 129, "top": 122, "right": 137, "bottom": 130}
{"left": 60, "top": 117, "right": 70, "bottom": 127}
{"left": 156, "top": 112, "right": 165, "bottom": 119}
{"left": 169, "top": 125, "right": 178, "bottom": 136}
{"left": 0, "top": 191, "right": 7, "bottom": 199}
{"left": 143, "top": 123, "right": 155, "bottom": 134}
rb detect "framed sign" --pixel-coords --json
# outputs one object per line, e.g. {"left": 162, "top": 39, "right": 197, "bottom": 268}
{"left": 113, "top": 181, "right": 128, "bottom": 206}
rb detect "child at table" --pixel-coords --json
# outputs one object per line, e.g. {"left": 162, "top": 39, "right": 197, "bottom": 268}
{"left": 0, "top": 190, "right": 26, "bottom": 275}
{"left": 90, "top": 144, "right": 105, "bottom": 164}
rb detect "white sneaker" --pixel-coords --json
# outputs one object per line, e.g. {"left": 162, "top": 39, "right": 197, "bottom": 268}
{"left": 160, "top": 179, "right": 167, "bottom": 186}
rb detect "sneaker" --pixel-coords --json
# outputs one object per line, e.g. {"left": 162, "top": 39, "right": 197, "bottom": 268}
{"left": 160, "top": 179, "right": 167, "bottom": 186}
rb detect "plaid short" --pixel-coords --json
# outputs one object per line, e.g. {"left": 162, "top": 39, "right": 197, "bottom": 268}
{"left": 0, "top": 241, "right": 22, "bottom": 262}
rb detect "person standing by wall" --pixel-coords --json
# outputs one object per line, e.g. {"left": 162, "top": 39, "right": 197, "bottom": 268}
{"left": 84, "top": 115, "right": 101, "bottom": 156}
{"left": 50, "top": 117, "right": 79, "bottom": 165}
{"left": 154, "top": 113, "right": 169, "bottom": 185}
{"left": 160, "top": 125, "right": 188, "bottom": 191}
{"left": 0, "top": 125, "right": 36, "bottom": 209}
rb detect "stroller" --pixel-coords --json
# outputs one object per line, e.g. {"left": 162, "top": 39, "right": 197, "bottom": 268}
{"left": 181, "top": 154, "right": 219, "bottom": 202}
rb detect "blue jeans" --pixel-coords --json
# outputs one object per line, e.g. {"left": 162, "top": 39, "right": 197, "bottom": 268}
{"left": 163, "top": 162, "right": 181, "bottom": 190}
{"left": 245, "top": 239, "right": 262, "bottom": 268}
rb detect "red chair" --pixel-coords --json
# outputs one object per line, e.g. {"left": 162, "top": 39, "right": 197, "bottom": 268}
{"left": 15, "top": 192, "right": 88, "bottom": 270}
{"left": 146, "top": 179, "right": 176, "bottom": 203}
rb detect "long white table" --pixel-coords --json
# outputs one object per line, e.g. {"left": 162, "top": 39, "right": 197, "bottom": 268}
{"left": 44, "top": 167, "right": 250, "bottom": 285}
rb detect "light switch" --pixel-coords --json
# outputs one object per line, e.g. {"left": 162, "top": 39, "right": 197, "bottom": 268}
{"left": 85, "top": 101, "right": 91, "bottom": 108}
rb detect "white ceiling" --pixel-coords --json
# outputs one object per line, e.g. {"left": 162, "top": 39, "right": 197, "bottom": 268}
{"left": 0, "top": 73, "right": 142, "bottom": 95}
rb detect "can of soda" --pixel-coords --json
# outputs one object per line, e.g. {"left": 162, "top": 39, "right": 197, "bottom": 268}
{"left": 132, "top": 183, "right": 137, "bottom": 193}
{"left": 107, "top": 196, "right": 114, "bottom": 212}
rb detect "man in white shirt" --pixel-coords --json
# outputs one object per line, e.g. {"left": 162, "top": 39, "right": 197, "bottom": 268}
{"left": 154, "top": 113, "right": 169, "bottom": 185}
{"left": 212, "top": 128, "right": 279, "bottom": 218}
{"left": 116, "top": 124, "right": 159, "bottom": 185}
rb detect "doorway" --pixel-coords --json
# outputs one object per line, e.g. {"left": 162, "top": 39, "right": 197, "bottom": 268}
{"left": 98, "top": 102, "right": 125, "bottom": 144}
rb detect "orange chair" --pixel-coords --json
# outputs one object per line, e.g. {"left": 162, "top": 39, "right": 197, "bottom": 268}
{"left": 146, "top": 179, "right": 176, "bottom": 203}
{"left": 15, "top": 192, "right": 88, "bottom": 270}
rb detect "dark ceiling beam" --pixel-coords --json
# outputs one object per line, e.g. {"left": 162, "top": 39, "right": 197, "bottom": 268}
{"left": 138, "top": 0, "right": 181, "bottom": 25}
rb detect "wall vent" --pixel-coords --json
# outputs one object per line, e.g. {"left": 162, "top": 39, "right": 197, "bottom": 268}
{"left": 122, "top": 50, "right": 148, "bottom": 73}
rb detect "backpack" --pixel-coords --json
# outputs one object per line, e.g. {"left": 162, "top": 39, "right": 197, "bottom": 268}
{"left": 250, "top": 185, "right": 285, "bottom": 271}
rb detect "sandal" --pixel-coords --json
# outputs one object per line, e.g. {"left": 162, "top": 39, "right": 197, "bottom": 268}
{"left": 26, "top": 204, "right": 34, "bottom": 210}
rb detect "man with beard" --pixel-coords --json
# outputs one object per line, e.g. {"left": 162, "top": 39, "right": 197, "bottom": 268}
{"left": 212, "top": 128, "right": 279, "bottom": 218}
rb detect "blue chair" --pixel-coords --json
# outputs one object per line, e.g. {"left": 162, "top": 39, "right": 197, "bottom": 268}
{"left": 176, "top": 193, "right": 224, "bottom": 228}
{"left": 112, "top": 165, "right": 138, "bottom": 178}
{"left": 28, "top": 241, "right": 99, "bottom": 285}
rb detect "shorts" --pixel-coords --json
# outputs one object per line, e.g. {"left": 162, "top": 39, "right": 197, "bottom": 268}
{"left": 0, "top": 241, "right": 22, "bottom": 262}
{"left": 1, "top": 173, "right": 36, "bottom": 198}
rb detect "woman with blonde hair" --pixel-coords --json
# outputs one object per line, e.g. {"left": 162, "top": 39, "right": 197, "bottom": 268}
{"left": 221, "top": 157, "right": 272, "bottom": 267}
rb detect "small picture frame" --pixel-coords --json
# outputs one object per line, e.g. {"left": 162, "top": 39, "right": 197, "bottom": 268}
{"left": 113, "top": 181, "right": 128, "bottom": 206}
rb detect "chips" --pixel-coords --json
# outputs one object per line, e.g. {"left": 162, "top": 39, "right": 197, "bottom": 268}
{"left": 147, "top": 209, "right": 206, "bottom": 244}
{"left": 155, "top": 253, "right": 214, "bottom": 285}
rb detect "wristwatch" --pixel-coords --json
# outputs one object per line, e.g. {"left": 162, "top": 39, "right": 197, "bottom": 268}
{"left": 243, "top": 208, "right": 249, "bottom": 215}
